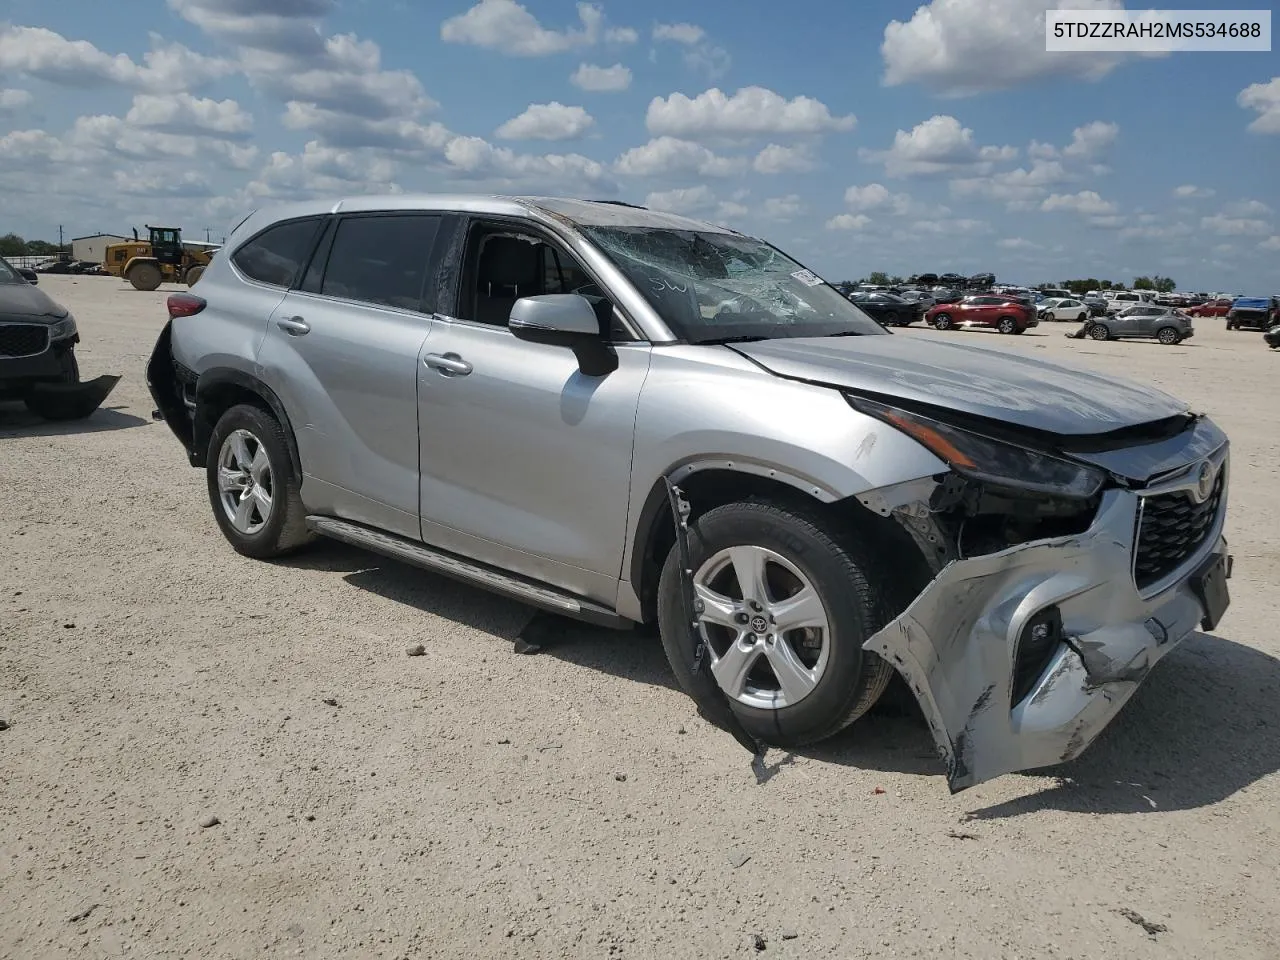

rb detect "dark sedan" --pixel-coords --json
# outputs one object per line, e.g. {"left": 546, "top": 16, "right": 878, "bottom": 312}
{"left": 0, "top": 255, "right": 119, "bottom": 418}
{"left": 848, "top": 291, "right": 925, "bottom": 326}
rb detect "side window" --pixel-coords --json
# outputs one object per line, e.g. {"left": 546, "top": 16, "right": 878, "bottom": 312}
{"left": 319, "top": 215, "right": 441, "bottom": 311}
{"left": 465, "top": 226, "right": 626, "bottom": 339}
{"left": 232, "top": 218, "right": 324, "bottom": 288}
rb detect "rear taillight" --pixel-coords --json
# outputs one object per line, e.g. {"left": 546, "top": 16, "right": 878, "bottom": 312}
{"left": 167, "top": 293, "right": 206, "bottom": 318}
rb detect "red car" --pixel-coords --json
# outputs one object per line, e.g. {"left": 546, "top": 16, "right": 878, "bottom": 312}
{"left": 1187, "top": 298, "right": 1233, "bottom": 317}
{"left": 925, "top": 295, "right": 1038, "bottom": 334}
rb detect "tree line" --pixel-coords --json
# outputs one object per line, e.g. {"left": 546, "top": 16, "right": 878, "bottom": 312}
{"left": 0, "top": 233, "right": 63, "bottom": 257}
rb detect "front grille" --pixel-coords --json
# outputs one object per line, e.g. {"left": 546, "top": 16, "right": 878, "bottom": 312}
{"left": 1134, "top": 470, "right": 1225, "bottom": 589}
{"left": 0, "top": 323, "right": 50, "bottom": 358}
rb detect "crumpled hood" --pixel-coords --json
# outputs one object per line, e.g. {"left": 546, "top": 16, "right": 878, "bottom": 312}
{"left": 0, "top": 282, "right": 68, "bottom": 320}
{"left": 732, "top": 334, "right": 1189, "bottom": 436}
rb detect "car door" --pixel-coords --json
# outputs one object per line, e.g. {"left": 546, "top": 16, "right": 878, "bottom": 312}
{"left": 257, "top": 212, "right": 447, "bottom": 539}
{"left": 415, "top": 217, "right": 652, "bottom": 605}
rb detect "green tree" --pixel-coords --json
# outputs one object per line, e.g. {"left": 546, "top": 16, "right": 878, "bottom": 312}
{"left": 0, "top": 233, "right": 26, "bottom": 257}
{"left": 26, "top": 240, "right": 57, "bottom": 256}
{"left": 866, "top": 271, "right": 890, "bottom": 286}
{"left": 1152, "top": 275, "right": 1176, "bottom": 293}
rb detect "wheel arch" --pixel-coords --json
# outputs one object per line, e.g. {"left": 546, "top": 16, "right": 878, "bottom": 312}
{"left": 627, "top": 463, "right": 932, "bottom": 625}
{"left": 193, "top": 368, "right": 302, "bottom": 477}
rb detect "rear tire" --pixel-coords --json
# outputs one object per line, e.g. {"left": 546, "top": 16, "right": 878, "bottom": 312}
{"left": 185, "top": 265, "right": 205, "bottom": 286}
{"left": 997, "top": 316, "right": 1018, "bottom": 334}
{"left": 656, "top": 500, "right": 895, "bottom": 748}
{"left": 1076, "top": 313, "right": 1087, "bottom": 322}
{"left": 128, "top": 262, "right": 163, "bottom": 291}
{"left": 1156, "top": 326, "right": 1180, "bottom": 345}
{"left": 205, "top": 403, "right": 314, "bottom": 559}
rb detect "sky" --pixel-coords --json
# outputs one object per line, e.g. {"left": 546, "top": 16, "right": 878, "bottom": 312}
{"left": 0, "top": 0, "right": 1277, "bottom": 292}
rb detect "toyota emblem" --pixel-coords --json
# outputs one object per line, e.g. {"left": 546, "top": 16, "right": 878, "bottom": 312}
{"left": 1194, "top": 461, "right": 1216, "bottom": 502}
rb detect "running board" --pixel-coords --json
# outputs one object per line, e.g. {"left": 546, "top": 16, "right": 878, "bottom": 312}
{"left": 305, "top": 516, "right": 628, "bottom": 628}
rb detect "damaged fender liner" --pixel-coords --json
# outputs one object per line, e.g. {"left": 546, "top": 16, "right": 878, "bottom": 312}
{"left": 863, "top": 487, "right": 1230, "bottom": 793}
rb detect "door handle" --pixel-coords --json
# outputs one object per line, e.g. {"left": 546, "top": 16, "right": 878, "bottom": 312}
{"left": 276, "top": 316, "right": 310, "bottom": 336}
{"left": 423, "top": 352, "right": 472, "bottom": 376}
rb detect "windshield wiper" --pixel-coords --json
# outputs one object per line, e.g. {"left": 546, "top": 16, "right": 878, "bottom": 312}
{"left": 700, "top": 334, "right": 772, "bottom": 344}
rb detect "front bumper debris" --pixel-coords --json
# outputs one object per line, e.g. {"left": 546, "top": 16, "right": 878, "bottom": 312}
{"left": 864, "top": 486, "right": 1231, "bottom": 793}
{"left": 25, "top": 374, "right": 121, "bottom": 420}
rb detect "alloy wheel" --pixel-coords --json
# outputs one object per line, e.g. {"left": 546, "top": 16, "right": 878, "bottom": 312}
{"left": 216, "top": 428, "right": 274, "bottom": 534}
{"left": 692, "top": 545, "right": 831, "bottom": 710}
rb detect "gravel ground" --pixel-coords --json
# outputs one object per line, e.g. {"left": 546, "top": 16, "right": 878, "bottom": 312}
{"left": 2, "top": 276, "right": 1278, "bottom": 960}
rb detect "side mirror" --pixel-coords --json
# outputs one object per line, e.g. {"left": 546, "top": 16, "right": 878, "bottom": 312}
{"left": 509, "top": 294, "right": 617, "bottom": 376}
{"left": 20, "top": 269, "right": 37, "bottom": 285}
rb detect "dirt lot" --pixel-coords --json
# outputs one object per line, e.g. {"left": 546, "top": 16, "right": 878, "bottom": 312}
{"left": 2, "top": 276, "right": 1278, "bottom": 959}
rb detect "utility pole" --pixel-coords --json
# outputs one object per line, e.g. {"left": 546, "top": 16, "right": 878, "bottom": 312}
{"left": 204, "top": 226, "right": 213, "bottom": 242}
{"left": 58, "top": 225, "right": 64, "bottom": 253}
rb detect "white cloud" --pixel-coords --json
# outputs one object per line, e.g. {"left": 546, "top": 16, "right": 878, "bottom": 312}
{"left": 716, "top": 200, "right": 749, "bottom": 220}
{"left": 881, "top": 0, "right": 1143, "bottom": 96}
{"left": 440, "top": 0, "right": 615, "bottom": 56}
{"left": 443, "top": 135, "right": 614, "bottom": 192}
{"left": 1041, "top": 190, "right": 1117, "bottom": 215}
{"left": 826, "top": 213, "right": 872, "bottom": 231}
{"left": 70, "top": 113, "right": 259, "bottom": 169}
{"left": 125, "top": 92, "right": 253, "bottom": 138}
{"left": 495, "top": 102, "right": 594, "bottom": 140}
{"left": 0, "top": 88, "right": 32, "bottom": 113}
{"left": 644, "top": 185, "right": 716, "bottom": 214}
{"left": 998, "top": 237, "right": 1041, "bottom": 250}
{"left": 653, "top": 23, "right": 705, "bottom": 45}
{"left": 605, "top": 26, "right": 638, "bottom": 44}
{"left": 682, "top": 44, "right": 732, "bottom": 80}
{"left": 1088, "top": 215, "right": 1124, "bottom": 229}
{"left": 1028, "top": 140, "right": 1058, "bottom": 159}
{"left": 1201, "top": 215, "right": 1270, "bottom": 236}
{"left": 1260, "top": 236, "right": 1280, "bottom": 251}
{"left": 615, "top": 137, "right": 744, "bottom": 177}
{"left": 842, "top": 183, "right": 914, "bottom": 215}
{"left": 1173, "top": 184, "right": 1214, "bottom": 199}
{"left": 1223, "top": 199, "right": 1273, "bottom": 217}
{"left": 1238, "top": 77, "right": 1280, "bottom": 134}
{"left": 763, "top": 195, "right": 804, "bottom": 220}
{"left": 0, "top": 25, "right": 233, "bottom": 92}
{"left": 862, "top": 115, "right": 1016, "bottom": 178}
{"left": 647, "top": 86, "right": 855, "bottom": 141}
{"left": 571, "top": 62, "right": 631, "bottom": 91}
{"left": 753, "top": 143, "right": 816, "bottom": 173}
{"left": 111, "top": 169, "right": 213, "bottom": 198}
{"left": 1119, "top": 223, "right": 1193, "bottom": 241}
{"left": 651, "top": 21, "right": 730, "bottom": 78}
{"left": 911, "top": 218, "right": 990, "bottom": 235}
{"left": 950, "top": 159, "right": 1069, "bottom": 205}
{"left": 1062, "top": 120, "right": 1119, "bottom": 159}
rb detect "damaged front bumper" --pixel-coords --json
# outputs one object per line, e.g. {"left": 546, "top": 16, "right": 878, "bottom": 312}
{"left": 864, "top": 479, "right": 1231, "bottom": 794}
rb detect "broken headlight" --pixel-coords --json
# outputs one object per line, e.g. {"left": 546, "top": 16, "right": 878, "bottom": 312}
{"left": 847, "top": 396, "right": 1106, "bottom": 498}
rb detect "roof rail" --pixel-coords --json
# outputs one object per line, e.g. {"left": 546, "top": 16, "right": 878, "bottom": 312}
{"left": 591, "top": 200, "right": 648, "bottom": 209}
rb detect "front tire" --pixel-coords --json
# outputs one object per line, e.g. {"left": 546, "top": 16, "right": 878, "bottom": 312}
{"left": 933, "top": 313, "right": 953, "bottom": 330}
{"left": 656, "top": 501, "right": 895, "bottom": 748}
{"left": 206, "top": 403, "right": 313, "bottom": 559}
{"left": 1089, "top": 323, "right": 1111, "bottom": 341}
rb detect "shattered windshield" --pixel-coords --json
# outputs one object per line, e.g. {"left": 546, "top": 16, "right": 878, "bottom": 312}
{"left": 579, "top": 226, "right": 886, "bottom": 343}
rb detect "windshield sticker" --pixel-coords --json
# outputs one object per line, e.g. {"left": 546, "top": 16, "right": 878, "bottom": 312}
{"left": 790, "top": 269, "right": 824, "bottom": 287}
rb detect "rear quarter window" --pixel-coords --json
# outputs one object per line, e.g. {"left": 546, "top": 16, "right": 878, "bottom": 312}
{"left": 231, "top": 217, "right": 325, "bottom": 288}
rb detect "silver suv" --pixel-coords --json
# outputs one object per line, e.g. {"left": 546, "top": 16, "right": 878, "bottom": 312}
{"left": 147, "top": 195, "right": 1233, "bottom": 792}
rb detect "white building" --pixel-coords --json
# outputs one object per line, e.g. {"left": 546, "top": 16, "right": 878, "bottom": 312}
{"left": 70, "top": 233, "right": 129, "bottom": 265}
